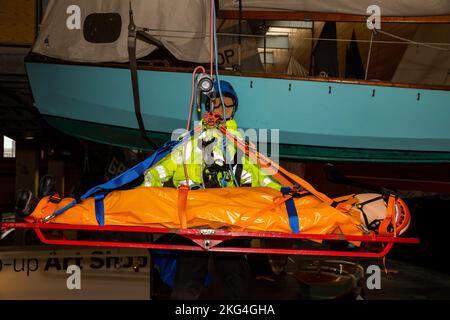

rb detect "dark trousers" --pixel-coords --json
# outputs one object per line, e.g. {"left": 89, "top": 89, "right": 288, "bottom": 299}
{"left": 170, "top": 240, "right": 252, "bottom": 300}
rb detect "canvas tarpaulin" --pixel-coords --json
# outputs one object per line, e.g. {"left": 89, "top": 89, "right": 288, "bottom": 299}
{"left": 33, "top": 0, "right": 211, "bottom": 63}
{"left": 219, "top": 0, "right": 450, "bottom": 16}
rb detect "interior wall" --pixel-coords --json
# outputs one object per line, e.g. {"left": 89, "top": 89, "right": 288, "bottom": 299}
{"left": 392, "top": 24, "right": 450, "bottom": 86}
{"left": 0, "top": 0, "right": 37, "bottom": 45}
{"left": 263, "top": 21, "right": 419, "bottom": 81}
{"left": 0, "top": 136, "right": 15, "bottom": 212}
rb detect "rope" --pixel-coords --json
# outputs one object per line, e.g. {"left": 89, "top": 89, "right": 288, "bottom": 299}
{"left": 138, "top": 27, "right": 450, "bottom": 51}
{"left": 365, "top": 31, "right": 374, "bottom": 80}
{"left": 209, "top": 0, "right": 214, "bottom": 77}
{"left": 186, "top": 66, "right": 206, "bottom": 131}
{"left": 212, "top": 1, "right": 240, "bottom": 187}
{"left": 182, "top": 64, "right": 206, "bottom": 186}
{"left": 376, "top": 28, "right": 449, "bottom": 51}
{"left": 181, "top": 0, "right": 216, "bottom": 187}
{"left": 238, "top": 0, "right": 242, "bottom": 70}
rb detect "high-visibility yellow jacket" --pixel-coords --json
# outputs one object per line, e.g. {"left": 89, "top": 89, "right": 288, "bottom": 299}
{"left": 142, "top": 119, "right": 280, "bottom": 190}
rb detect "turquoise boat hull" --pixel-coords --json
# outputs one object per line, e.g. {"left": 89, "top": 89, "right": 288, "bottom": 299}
{"left": 25, "top": 60, "right": 450, "bottom": 163}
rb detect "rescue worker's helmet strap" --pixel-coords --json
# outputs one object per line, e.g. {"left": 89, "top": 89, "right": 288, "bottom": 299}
{"left": 208, "top": 80, "right": 239, "bottom": 118}
{"left": 206, "top": 95, "right": 237, "bottom": 120}
{"left": 214, "top": 80, "right": 238, "bottom": 109}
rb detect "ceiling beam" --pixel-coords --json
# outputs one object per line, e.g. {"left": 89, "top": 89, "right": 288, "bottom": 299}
{"left": 219, "top": 10, "right": 450, "bottom": 23}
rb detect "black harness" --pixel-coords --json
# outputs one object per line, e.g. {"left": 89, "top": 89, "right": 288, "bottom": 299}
{"left": 355, "top": 196, "right": 384, "bottom": 231}
{"left": 200, "top": 137, "right": 243, "bottom": 188}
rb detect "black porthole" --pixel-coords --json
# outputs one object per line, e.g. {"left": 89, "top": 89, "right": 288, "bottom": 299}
{"left": 83, "top": 13, "right": 122, "bottom": 44}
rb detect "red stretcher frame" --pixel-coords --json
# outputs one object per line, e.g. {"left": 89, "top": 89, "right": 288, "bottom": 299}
{"left": 1, "top": 222, "right": 420, "bottom": 258}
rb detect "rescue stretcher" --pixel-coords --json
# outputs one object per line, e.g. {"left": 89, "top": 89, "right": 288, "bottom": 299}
{"left": 1, "top": 116, "right": 419, "bottom": 257}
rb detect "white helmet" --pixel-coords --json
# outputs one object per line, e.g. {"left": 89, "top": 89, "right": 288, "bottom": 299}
{"left": 354, "top": 193, "right": 411, "bottom": 236}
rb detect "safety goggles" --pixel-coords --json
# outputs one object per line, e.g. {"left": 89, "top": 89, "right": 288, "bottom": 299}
{"left": 212, "top": 97, "right": 235, "bottom": 109}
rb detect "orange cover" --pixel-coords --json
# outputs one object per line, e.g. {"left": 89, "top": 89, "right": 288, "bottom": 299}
{"left": 29, "top": 187, "right": 363, "bottom": 237}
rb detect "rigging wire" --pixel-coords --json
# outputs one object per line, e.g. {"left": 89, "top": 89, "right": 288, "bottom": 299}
{"left": 238, "top": 0, "right": 242, "bottom": 70}
{"left": 212, "top": 0, "right": 240, "bottom": 187}
{"left": 209, "top": 0, "right": 214, "bottom": 77}
{"left": 139, "top": 27, "right": 450, "bottom": 51}
{"left": 301, "top": 37, "right": 450, "bottom": 51}
{"left": 365, "top": 31, "right": 374, "bottom": 80}
{"left": 182, "top": 0, "right": 216, "bottom": 188}
{"left": 375, "top": 28, "right": 449, "bottom": 51}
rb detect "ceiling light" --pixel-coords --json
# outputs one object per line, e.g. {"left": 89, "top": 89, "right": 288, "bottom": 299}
{"left": 266, "top": 27, "right": 291, "bottom": 36}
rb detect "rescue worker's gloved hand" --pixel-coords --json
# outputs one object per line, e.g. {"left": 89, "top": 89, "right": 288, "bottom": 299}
{"left": 199, "top": 136, "right": 217, "bottom": 167}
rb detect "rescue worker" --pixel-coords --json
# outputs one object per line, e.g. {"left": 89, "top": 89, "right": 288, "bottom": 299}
{"left": 142, "top": 81, "right": 279, "bottom": 191}
{"left": 143, "top": 80, "right": 280, "bottom": 299}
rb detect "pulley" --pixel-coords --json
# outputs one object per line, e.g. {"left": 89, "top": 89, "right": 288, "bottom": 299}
{"left": 196, "top": 74, "right": 215, "bottom": 112}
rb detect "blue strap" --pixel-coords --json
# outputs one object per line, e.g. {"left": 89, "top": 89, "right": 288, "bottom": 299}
{"left": 281, "top": 187, "right": 300, "bottom": 234}
{"left": 80, "top": 139, "right": 182, "bottom": 200}
{"left": 94, "top": 194, "right": 105, "bottom": 226}
{"left": 50, "top": 130, "right": 195, "bottom": 220}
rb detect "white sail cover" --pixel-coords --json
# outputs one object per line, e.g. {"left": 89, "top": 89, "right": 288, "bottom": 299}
{"left": 220, "top": 0, "right": 450, "bottom": 16}
{"left": 33, "top": 0, "right": 211, "bottom": 63}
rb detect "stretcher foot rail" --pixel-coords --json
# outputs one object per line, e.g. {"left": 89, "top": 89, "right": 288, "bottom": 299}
{"left": 1, "top": 222, "right": 419, "bottom": 258}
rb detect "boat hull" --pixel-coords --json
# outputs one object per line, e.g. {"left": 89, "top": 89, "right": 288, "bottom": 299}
{"left": 26, "top": 60, "right": 450, "bottom": 163}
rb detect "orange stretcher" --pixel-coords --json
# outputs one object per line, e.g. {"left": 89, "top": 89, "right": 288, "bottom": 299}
{"left": 2, "top": 114, "right": 419, "bottom": 257}
{"left": 28, "top": 187, "right": 364, "bottom": 236}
